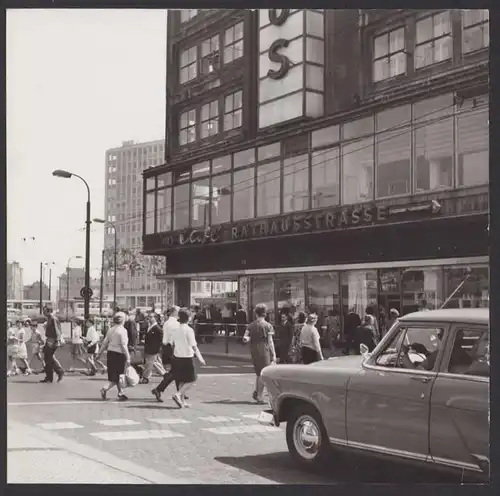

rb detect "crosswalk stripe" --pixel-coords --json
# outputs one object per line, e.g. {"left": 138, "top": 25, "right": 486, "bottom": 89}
{"left": 220, "top": 365, "right": 239, "bottom": 368}
{"left": 202, "top": 425, "right": 280, "bottom": 435}
{"left": 200, "top": 365, "right": 218, "bottom": 369}
{"left": 37, "top": 422, "right": 83, "bottom": 430}
{"left": 90, "top": 430, "right": 184, "bottom": 441}
{"left": 147, "top": 418, "right": 191, "bottom": 425}
{"left": 96, "top": 419, "right": 140, "bottom": 427}
{"left": 239, "top": 414, "right": 261, "bottom": 420}
{"left": 198, "top": 416, "right": 241, "bottom": 423}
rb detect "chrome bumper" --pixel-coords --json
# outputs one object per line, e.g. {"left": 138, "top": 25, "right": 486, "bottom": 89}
{"left": 258, "top": 409, "right": 277, "bottom": 427}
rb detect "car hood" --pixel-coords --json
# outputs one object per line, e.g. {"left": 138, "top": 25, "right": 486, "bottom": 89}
{"left": 310, "top": 355, "right": 365, "bottom": 369}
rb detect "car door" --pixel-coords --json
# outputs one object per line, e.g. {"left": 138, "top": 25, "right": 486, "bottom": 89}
{"left": 429, "top": 324, "right": 489, "bottom": 476}
{"left": 346, "top": 323, "right": 447, "bottom": 462}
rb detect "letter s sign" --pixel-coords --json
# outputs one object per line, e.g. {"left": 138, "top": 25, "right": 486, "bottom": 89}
{"left": 268, "top": 39, "right": 291, "bottom": 79}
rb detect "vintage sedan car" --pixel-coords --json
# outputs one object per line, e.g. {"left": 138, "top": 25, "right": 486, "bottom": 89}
{"left": 259, "top": 308, "right": 489, "bottom": 480}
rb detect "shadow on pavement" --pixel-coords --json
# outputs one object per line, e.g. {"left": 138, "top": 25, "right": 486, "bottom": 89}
{"left": 214, "top": 452, "right": 462, "bottom": 484}
{"left": 125, "top": 404, "right": 179, "bottom": 411}
{"left": 204, "top": 400, "right": 257, "bottom": 406}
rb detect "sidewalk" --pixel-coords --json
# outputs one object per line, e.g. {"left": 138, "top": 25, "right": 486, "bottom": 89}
{"left": 7, "top": 420, "right": 195, "bottom": 484}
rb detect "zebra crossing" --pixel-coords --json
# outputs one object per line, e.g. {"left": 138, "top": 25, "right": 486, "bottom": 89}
{"left": 36, "top": 412, "right": 281, "bottom": 441}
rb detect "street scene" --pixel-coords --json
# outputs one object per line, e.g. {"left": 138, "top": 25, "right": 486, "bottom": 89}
{"left": 7, "top": 8, "right": 489, "bottom": 486}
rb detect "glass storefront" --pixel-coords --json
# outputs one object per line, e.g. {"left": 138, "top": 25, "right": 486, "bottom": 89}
{"left": 243, "top": 263, "right": 488, "bottom": 337}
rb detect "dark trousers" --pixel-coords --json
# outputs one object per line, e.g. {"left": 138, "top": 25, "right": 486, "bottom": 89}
{"left": 343, "top": 332, "right": 359, "bottom": 355}
{"left": 156, "top": 369, "right": 180, "bottom": 393}
{"left": 43, "top": 344, "right": 63, "bottom": 381}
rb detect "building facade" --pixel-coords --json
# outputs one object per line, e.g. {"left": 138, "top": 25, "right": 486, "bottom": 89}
{"left": 23, "top": 281, "right": 50, "bottom": 302}
{"left": 143, "top": 9, "right": 489, "bottom": 325}
{"left": 57, "top": 268, "right": 100, "bottom": 311}
{"left": 7, "top": 262, "right": 24, "bottom": 300}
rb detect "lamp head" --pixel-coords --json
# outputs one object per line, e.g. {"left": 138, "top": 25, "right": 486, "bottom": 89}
{"left": 52, "top": 169, "right": 72, "bottom": 179}
{"left": 93, "top": 218, "right": 106, "bottom": 224}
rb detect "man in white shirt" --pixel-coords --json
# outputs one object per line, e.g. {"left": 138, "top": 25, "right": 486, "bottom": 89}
{"left": 152, "top": 306, "right": 181, "bottom": 402}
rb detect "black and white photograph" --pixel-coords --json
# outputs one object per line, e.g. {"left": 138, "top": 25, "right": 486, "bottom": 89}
{"left": 6, "top": 7, "right": 489, "bottom": 485}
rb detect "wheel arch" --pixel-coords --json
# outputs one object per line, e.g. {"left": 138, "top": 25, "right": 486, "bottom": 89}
{"left": 277, "top": 395, "right": 325, "bottom": 426}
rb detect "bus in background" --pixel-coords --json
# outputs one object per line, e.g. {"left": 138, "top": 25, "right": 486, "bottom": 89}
{"left": 7, "top": 299, "right": 53, "bottom": 321}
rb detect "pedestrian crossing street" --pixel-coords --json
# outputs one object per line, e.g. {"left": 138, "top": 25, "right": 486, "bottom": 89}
{"left": 36, "top": 412, "right": 279, "bottom": 442}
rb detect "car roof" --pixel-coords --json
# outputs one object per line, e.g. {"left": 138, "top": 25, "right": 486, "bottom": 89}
{"left": 399, "top": 308, "right": 489, "bottom": 325}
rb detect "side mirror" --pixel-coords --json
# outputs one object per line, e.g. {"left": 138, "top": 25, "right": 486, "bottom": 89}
{"left": 360, "top": 343, "right": 371, "bottom": 359}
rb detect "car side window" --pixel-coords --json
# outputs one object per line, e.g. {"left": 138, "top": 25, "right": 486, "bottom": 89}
{"left": 448, "top": 328, "right": 489, "bottom": 378}
{"left": 374, "top": 326, "right": 406, "bottom": 367}
{"left": 398, "top": 327, "right": 444, "bottom": 371}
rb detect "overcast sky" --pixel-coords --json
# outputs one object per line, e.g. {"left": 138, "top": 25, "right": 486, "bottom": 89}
{"left": 7, "top": 9, "right": 167, "bottom": 289}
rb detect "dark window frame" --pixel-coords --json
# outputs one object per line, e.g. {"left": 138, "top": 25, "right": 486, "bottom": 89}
{"left": 461, "top": 9, "right": 489, "bottom": 55}
{"left": 372, "top": 26, "right": 407, "bottom": 83}
{"left": 179, "top": 46, "right": 198, "bottom": 85}
{"left": 224, "top": 21, "right": 244, "bottom": 65}
{"left": 224, "top": 90, "right": 243, "bottom": 132}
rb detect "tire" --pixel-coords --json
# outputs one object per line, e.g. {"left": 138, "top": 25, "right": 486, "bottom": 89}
{"left": 286, "top": 403, "right": 331, "bottom": 470}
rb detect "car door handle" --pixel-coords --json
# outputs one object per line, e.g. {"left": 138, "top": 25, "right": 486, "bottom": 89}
{"left": 411, "top": 376, "right": 432, "bottom": 384}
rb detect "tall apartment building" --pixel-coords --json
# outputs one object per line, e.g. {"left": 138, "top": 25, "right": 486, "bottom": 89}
{"left": 142, "top": 9, "right": 489, "bottom": 322}
{"left": 7, "top": 261, "right": 24, "bottom": 300}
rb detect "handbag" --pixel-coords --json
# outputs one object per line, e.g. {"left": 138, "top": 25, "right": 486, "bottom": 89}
{"left": 125, "top": 365, "right": 140, "bottom": 387}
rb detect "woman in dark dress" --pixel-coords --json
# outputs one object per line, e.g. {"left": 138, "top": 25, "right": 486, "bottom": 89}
{"left": 243, "top": 303, "right": 277, "bottom": 404}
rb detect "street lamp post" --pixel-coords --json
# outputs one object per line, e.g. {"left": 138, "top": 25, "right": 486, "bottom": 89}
{"left": 44, "top": 262, "right": 55, "bottom": 302}
{"left": 53, "top": 170, "right": 91, "bottom": 322}
{"left": 93, "top": 218, "right": 117, "bottom": 312}
{"left": 66, "top": 256, "right": 83, "bottom": 321}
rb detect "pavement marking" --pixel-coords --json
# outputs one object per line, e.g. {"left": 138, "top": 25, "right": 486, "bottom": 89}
{"left": 197, "top": 373, "right": 250, "bottom": 378}
{"left": 219, "top": 365, "right": 240, "bottom": 368}
{"left": 198, "top": 416, "right": 242, "bottom": 423}
{"left": 202, "top": 425, "right": 280, "bottom": 435}
{"left": 241, "top": 365, "right": 254, "bottom": 368}
{"left": 96, "top": 419, "right": 141, "bottom": 427}
{"left": 36, "top": 422, "right": 83, "bottom": 430}
{"left": 147, "top": 418, "right": 191, "bottom": 425}
{"left": 90, "top": 429, "right": 185, "bottom": 441}
{"left": 239, "top": 414, "right": 261, "bottom": 420}
{"left": 200, "top": 365, "right": 218, "bottom": 369}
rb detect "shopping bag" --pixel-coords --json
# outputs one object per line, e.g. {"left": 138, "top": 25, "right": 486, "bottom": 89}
{"left": 118, "top": 373, "right": 127, "bottom": 389}
{"left": 125, "top": 365, "right": 140, "bottom": 387}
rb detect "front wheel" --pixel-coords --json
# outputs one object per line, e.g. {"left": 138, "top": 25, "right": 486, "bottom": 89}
{"left": 286, "top": 403, "right": 331, "bottom": 469}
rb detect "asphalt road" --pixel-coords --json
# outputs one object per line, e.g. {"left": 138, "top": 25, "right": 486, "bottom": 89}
{"left": 8, "top": 372, "right": 466, "bottom": 484}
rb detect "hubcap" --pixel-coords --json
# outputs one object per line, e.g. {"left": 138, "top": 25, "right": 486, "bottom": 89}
{"left": 293, "top": 415, "right": 321, "bottom": 460}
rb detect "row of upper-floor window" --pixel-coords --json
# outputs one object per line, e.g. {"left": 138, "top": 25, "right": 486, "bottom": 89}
{"left": 144, "top": 92, "right": 488, "bottom": 234}
{"left": 372, "top": 9, "right": 488, "bottom": 83}
{"left": 179, "top": 90, "right": 243, "bottom": 146}
{"left": 108, "top": 144, "right": 164, "bottom": 161}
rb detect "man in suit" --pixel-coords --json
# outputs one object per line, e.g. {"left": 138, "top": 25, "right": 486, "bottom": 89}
{"left": 141, "top": 313, "right": 166, "bottom": 384}
{"left": 40, "top": 306, "right": 64, "bottom": 383}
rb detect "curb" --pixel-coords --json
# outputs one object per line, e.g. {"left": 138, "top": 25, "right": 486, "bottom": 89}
{"left": 8, "top": 420, "right": 198, "bottom": 484}
{"left": 201, "top": 351, "right": 252, "bottom": 363}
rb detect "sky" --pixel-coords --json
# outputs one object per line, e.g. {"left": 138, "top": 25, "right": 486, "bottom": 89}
{"left": 7, "top": 9, "right": 167, "bottom": 290}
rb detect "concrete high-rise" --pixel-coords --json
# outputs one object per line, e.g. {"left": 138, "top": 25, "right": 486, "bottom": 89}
{"left": 7, "top": 261, "right": 24, "bottom": 300}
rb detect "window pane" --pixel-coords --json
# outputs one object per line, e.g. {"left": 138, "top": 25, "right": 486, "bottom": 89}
{"left": 342, "top": 138, "right": 374, "bottom": 204}
{"left": 376, "top": 129, "right": 411, "bottom": 198}
{"left": 463, "top": 24, "right": 488, "bottom": 53}
{"left": 312, "top": 147, "right": 339, "bottom": 208}
{"left": 448, "top": 329, "right": 489, "bottom": 377}
{"left": 211, "top": 173, "right": 231, "bottom": 224}
{"left": 374, "top": 33, "right": 388, "bottom": 58}
{"left": 276, "top": 275, "right": 306, "bottom": 315}
{"left": 376, "top": 105, "right": 411, "bottom": 132}
{"left": 373, "top": 59, "right": 388, "bottom": 82}
{"left": 283, "top": 154, "right": 309, "bottom": 213}
{"left": 192, "top": 161, "right": 210, "bottom": 178}
{"left": 402, "top": 267, "right": 444, "bottom": 314}
{"left": 463, "top": 9, "right": 489, "bottom": 28}
{"left": 434, "top": 11, "right": 451, "bottom": 36}
{"left": 173, "top": 183, "right": 190, "bottom": 230}
{"left": 251, "top": 277, "right": 275, "bottom": 324}
{"left": 233, "top": 167, "right": 255, "bottom": 220}
{"left": 415, "top": 118, "right": 453, "bottom": 192}
{"left": 389, "top": 28, "right": 405, "bottom": 52}
{"left": 416, "top": 17, "right": 433, "bottom": 43}
{"left": 375, "top": 326, "right": 406, "bottom": 367}
{"left": 343, "top": 117, "right": 374, "bottom": 141}
{"left": 307, "top": 272, "right": 340, "bottom": 335}
{"left": 435, "top": 36, "right": 452, "bottom": 63}
{"left": 145, "top": 191, "right": 155, "bottom": 234}
{"left": 258, "top": 142, "right": 281, "bottom": 161}
{"left": 457, "top": 109, "right": 489, "bottom": 187}
{"left": 415, "top": 43, "right": 434, "bottom": 69}
{"left": 191, "top": 179, "right": 210, "bottom": 228}
{"left": 413, "top": 94, "right": 454, "bottom": 121}
{"left": 257, "top": 160, "right": 281, "bottom": 217}
{"left": 146, "top": 176, "right": 156, "bottom": 190}
{"left": 444, "top": 265, "right": 489, "bottom": 309}
{"left": 311, "top": 125, "right": 340, "bottom": 148}
{"left": 157, "top": 188, "right": 172, "bottom": 232}
{"left": 234, "top": 22, "right": 244, "bottom": 40}
{"left": 157, "top": 172, "right": 171, "bottom": 188}
{"left": 389, "top": 52, "right": 406, "bottom": 76}
{"left": 212, "top": 155, "right": 231, "bottom": 173}
{"left": 234, "top": 148, "right": 255, "bottom": 168}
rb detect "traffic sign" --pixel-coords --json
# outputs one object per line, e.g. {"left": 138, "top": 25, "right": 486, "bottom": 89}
{"left": 80, "top": 286, "right": 94, "bottom": 299}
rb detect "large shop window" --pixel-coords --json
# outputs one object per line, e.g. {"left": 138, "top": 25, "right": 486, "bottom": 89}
{"left": 224, "top": 91, "right": 243, "bottom": 131}
{"left": 145, "top": 191, "right": 155, "bottom": 234}
{"left": 257, "top": 161, "right": 280, "bottom": 217}
{"left": 157, "top": 188, "right": 172, "bottom": 233}
{"left": 191, "top": 179, "right": 210, "bottom": 228}
{"left": 376, "top": 105, "right": 411, "bottom": 198}
{"left": 307, "top": 272, "right": 341, "bottom": 330}
{"left": 233, "top": 167, "right": 255, "bottom": 221}
{"left": 457, "top": 105, "right": 489, "bottom": 187}
{"left": 312, "top": 147, "right": 340, "bottom": 208}
{"left": 251, "top": 277, "right": 275, "bottom": 323}
{"left": 179, "top": 46, "right": 197, "bottom": 84}
{"left": 401, "top": 267, "right": 444, "bottom": 314}
{"left": 173, "top": 183, "right": 190, "bottom": 230}
{"left": 373, "top": 27, "right": 406, "bottom": 82}
{"left": 179, "top": 109, "right": 197, "bottom": 146}
{"left": 283, "top": 154, "right": 309, "bottom": 213}
{"left": 276, "top": 276, "right": 306, "bottom": 315}
{"left": 201, "top": 100, "right": 219, "bottom": 139}
{"left": 414, "top": 96, "right": 454, "bottom": 192}
{"left": 444, "top": 265, "right": 489, "bottom": 309}
{"left": 462, "top": 9, "right": 489, "bottom": 54}
{"left": 415, "top": 11, "right": 452, "bottom": 69}
{"left": 342, "top": 138, "right": 374, "bottom": 204}
{"left": 224, "top": 22, "right": 244, "bottom": 64}
{"left": 211, "top": 173, "right": 231, "bottom": 224}
{"left": 341, "top": 271, "right": 378, "bottom": 324}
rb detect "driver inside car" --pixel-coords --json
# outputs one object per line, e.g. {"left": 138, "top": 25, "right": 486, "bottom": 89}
{"left": 400, "top": 329, "right": 443, "bottom": 371}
